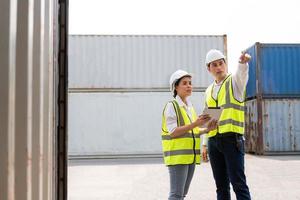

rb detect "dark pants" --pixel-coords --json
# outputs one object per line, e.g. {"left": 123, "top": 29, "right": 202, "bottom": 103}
{"left": 208, "top": 133, "right": 251, "bottom": 200}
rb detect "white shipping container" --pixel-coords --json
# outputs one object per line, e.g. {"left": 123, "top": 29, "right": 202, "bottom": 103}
{"left": 69, "top": 35, "right": 226, "bottom": 89}
{"left": 68, "top": 34, "right": 226, "bottom": 157}
{"left": 68, "top": 92, "right": 207, "bottom": 157}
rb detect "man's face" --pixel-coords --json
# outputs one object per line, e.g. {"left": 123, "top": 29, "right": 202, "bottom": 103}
{"left": 207, "top": 59, "right": 227, "bottom": 82}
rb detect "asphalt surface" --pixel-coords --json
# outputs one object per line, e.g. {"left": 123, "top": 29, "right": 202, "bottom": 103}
{"left": 68, "top": 154, "right": 300, "bottom": 200}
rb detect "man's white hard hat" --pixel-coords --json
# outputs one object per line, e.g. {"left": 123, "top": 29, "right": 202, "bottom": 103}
{"left": 205, "top": 49, "right": 226, "bottom": 66}
{"left": 169, "top": 69, "right": 192, "bottom": 93}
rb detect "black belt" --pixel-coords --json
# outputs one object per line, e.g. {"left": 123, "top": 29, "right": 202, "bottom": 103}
{"left": 214, "top": 132, "right": 243, "bottom": 138}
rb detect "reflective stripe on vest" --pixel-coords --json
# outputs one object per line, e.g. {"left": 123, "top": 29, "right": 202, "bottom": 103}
{"left": 161, "top": 100, "right": 201, "bottom": 165}
{"left": 205, "top": 75, "right": 245, "bottom": 137}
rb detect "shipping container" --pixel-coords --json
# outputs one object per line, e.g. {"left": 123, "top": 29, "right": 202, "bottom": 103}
{"left": 245, "top": 98, "right": 300, "bottom": 154}
{"left": 68, "top": 92, "right": 206, "bottom": 157}
{"left": 0, "top": 0, "right": 58, "bottom": 199}
{"left": 69, "top": 35, "right": 226, "bottom": 89}
{"left": 68, "top": 35, "right": 226, "bottom": 157}
{"left": 68, "top": 35, "right": 226, "bottom": 158}
{"left": 246, "top": 43, "right": 300, "bottom": 99}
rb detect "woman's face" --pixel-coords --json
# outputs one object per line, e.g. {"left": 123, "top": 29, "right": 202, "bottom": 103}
{"left": 175, "top": 76, "right": 192, "bottom": 98}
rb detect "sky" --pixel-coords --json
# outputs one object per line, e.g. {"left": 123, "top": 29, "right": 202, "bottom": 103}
{"left": 69, "top": 0, "right": 300, "bottom": 71}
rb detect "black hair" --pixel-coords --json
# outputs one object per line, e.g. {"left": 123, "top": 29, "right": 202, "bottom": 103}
{"left": 173, "top": 79, "right": 179, "bottom": 98}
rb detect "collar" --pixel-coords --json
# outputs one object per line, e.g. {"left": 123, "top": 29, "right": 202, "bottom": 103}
{"left": 175, "top": 95, "right": 192, "bottom": 108}
{"left": 214, "top": 73, "right": 231, "bottom": 86}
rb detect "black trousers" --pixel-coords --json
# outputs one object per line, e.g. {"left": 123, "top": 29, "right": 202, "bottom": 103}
{"left": 208, "top": 133, "right": 251, "bottom": 200}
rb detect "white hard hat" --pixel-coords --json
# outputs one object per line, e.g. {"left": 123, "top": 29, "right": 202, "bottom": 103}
{"left": 169, "top": 70, "right": 192, "bottom": 93}
{"left": 205, "top": 49, "right": 226, "bottom": 66}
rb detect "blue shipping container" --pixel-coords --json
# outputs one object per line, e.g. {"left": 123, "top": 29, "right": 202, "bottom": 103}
{"left": 245, "top": 98, "right": 300, "bottom": 154}
{"left": 246, "top": 43, "right": 300, "bottom": 99}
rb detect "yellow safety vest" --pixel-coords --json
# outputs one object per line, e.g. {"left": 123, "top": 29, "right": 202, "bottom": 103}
{"left": 205, "top": 75, "right": 245, "bottom": 137}
{"left": 161, "top": 100, "right": 201, "bottom": 165}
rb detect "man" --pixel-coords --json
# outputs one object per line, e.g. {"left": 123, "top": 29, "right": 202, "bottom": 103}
{"left": 202, "top": 49, "right": 251, "bottom": 200}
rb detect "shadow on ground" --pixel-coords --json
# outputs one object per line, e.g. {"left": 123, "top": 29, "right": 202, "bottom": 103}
{"left": 69, "top": 157, "right": 164, "bottom": 166}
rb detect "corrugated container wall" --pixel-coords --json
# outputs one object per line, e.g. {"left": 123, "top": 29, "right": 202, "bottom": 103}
{"left": 245, "top": 43, "right": 300, "bottom": 155}
{"left": 68, "top": 35, "right": 227, "bottom": 157}
{"left": 0, "top": 0, "right": 56, "bottom": 199}
{"left": 246, "top": 43, "right": 300, "bottom": 99}
{"left": 245, "top": 99, "right": 300, "bottom": 154}
{"left": 69, "top": 35, "right": 226, "bottom": 89}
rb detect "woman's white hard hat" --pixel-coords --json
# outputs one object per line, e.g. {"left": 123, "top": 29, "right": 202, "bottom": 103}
{"left": 205, "top": 49, "right": 226, "bottom": 66}
{"left": 169, "top": 70, "right": 192, "bottom": 92}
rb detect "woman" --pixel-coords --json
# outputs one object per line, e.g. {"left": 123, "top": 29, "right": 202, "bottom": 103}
{"left": 161, "top": 69, "right": 217, "bottom": 200}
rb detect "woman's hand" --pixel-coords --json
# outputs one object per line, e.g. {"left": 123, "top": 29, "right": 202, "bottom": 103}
{"left": 194, "top": 114, "right": 211, "bottom": 126}
{"left": 171, "top": 114, "right": 211, "bottom": 138}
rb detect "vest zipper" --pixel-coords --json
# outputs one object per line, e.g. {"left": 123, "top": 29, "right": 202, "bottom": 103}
{"left": 212, "top": 74, "right": 230, "bottom": 134}
{"left": 216, "top": 100, "right": 219, "bottom": 134}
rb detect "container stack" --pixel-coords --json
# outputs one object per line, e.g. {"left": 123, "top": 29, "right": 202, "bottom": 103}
{"left": 245, "top": 43, "right": 300, "bottom": 155}
{"left": 68, "top": 35, "right": 226, "bottom": 158}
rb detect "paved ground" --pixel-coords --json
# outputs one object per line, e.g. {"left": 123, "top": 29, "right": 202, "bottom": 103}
{"left": 68, "top": 154, "right": 300, "bottom": 200}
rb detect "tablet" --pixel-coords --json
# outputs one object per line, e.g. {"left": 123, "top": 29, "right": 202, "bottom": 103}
{"left": 202, "top": 107, "right": 224, "bottom": 121}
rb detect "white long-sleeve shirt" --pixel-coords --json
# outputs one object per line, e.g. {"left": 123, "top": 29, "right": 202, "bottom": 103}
{"left": 164, "top": 96, "right": 194, "bottom": 134}
{"left": 202, "top": 62, "right": 249, "bottom": 145}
